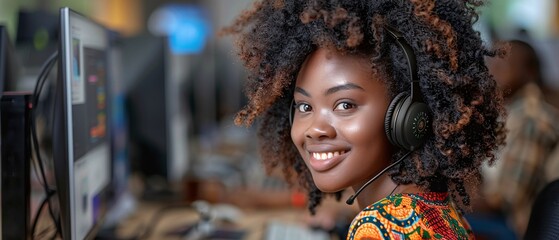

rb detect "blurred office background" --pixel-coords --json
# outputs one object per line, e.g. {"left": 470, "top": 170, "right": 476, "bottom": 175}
{"left": 2, "top": 0, "right": 559, "bottom": 239}
{"left": 1, "top": 0, "right": 259, "bottom": 199}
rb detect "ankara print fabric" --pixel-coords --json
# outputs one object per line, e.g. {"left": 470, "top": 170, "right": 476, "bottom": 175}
{"left": 347, "top": 192, "right": 474, "bottom": 240}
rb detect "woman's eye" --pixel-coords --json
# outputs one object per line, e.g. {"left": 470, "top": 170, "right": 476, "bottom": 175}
{"left": 334, "top": 102, "right": 356, "bottom": 111}
{"left": 296, "top": 103, "right": 312, "bottom": 113}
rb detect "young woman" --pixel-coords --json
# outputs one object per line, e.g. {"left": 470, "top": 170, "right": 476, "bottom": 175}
{"left": 223, "top": 0, "right": 505, "bottom": 239}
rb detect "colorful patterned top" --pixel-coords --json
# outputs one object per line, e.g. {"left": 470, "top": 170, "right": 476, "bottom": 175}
{"left": 347, "top": 192, "right": 474, "bottom": 240}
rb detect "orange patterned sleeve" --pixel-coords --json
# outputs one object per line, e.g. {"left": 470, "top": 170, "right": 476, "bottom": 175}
{"left": 347, "top": 193, "right": 474, "bottom": 240}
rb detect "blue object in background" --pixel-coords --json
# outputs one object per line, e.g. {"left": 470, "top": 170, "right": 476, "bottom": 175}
{"left": 148, "top": 4, "right": 211, "bottom": 55}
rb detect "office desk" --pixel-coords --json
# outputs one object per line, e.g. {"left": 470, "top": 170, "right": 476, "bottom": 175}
{"left": 116, "top": 201, "right": 309, "bottom": 240}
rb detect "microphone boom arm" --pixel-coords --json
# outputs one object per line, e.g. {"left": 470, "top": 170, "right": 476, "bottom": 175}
{"left": 346, "top": 151, "right": 412, "bottom": 205}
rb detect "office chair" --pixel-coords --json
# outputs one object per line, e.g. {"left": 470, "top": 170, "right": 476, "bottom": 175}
{"left": 524, "top": 179, "right": 559, "bottom": 240}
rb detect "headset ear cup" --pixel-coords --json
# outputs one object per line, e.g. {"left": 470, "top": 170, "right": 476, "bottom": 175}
{"left": 393, "top": 95, "right": 414, "bottom": 149}
{"left": 384, "top": 92, "right": 408, "bottom": 147}
{"left": 400, "top": 101, "right": 431, "bottom": 150}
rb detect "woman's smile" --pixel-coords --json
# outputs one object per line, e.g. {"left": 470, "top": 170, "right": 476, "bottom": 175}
{"left": 305, "top": 144, "right": 352, "bottom": 172}
{"left": 310, "top": 150, "right": 347, "bottom": 161}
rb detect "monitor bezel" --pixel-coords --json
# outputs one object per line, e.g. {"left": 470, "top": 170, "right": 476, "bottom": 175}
{"left": 55, "top": 7, "right": 112, "bottom": 240}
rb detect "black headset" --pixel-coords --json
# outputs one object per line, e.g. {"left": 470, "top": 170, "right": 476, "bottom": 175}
{"left": 289, "top": 25, "right": 431, "bottom": 151}
{"left": 383, "top": 25, "right": 431, "bottom": 151}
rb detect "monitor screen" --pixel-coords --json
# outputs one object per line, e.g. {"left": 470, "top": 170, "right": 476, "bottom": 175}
{"left": 53, "top": 8, "right": 111, "bottom": 240}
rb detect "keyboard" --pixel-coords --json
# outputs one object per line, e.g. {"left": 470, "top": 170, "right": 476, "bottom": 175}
{"left": 264, "top": 220, "right": 330, "bottom": 240}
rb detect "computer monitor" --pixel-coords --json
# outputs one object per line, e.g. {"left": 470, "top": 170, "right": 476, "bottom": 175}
{"left": 123, "top": 34, "right": 190, "bottom": 197}
{"left": 53, "top": 8, "right": 112, "bottom": 239}
{"left": 14, "top": 10, "right": 58, "bottom": 92}
{"left": 99, "top": 30, "right": 135, "bottom": 228}
{"left": 107, "top": 31, "right": 128, "bottom": 199}
{"left": 0, "top": 25, "right": 17, "bottom": 93}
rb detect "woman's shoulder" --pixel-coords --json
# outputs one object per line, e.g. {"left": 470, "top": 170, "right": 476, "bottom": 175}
{"left": 347, "top": 192, "right": 474, "bottom": 240}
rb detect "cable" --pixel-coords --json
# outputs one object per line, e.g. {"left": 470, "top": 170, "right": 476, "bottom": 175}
{"left": 32, "top": 52, "right": 58, "bottom": 106}
{"left": 30, "top": 52, "right": 57, "bottom": 191}
{"left": 31, "top": 52, "right": 59, "bottom": 234}
{"left": 29, "top": 53, "right": 57, "bottom": 188}
{"left": 29, "top": 52, "right": 61, "bottom": 239}
{"left": 31, "top": 190, "right": 57, "bottom": 239}
{"left": 30, "top": 53, "right": 59, "bottom": 238}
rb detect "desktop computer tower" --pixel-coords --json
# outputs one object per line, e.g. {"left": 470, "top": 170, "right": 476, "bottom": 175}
{"left": 1, "top": 93, "right": 32, "bottom": 239}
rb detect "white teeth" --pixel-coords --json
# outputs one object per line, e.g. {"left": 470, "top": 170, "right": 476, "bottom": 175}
{"left": 311, "top": 151, "right": 346, "bottom": 160}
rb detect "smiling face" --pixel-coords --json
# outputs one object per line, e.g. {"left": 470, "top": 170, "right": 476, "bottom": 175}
{"left": 291, "top": 48, "right": 394, "bottom": 193}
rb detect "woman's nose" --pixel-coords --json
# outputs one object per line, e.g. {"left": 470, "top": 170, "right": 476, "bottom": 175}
{"left": 305, "top": 113, "right": 336, "bottom": 140}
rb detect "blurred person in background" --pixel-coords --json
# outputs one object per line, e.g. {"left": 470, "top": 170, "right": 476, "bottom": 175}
{"left": 477, "top": 40, "right": 559, "bottom": 239}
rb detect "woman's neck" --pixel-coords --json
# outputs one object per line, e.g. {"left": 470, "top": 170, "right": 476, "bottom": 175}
{"left": 352, "top": 174, "right": 424, "bottom": 209}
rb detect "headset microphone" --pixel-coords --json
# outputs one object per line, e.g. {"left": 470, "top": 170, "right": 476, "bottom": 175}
{"left": 346, "top": 151, "right": 412, "bottom": 205}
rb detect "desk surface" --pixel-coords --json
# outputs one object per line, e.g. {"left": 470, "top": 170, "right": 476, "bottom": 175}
{"left": 116, "top": 201, "right": 312, "bottom": 240}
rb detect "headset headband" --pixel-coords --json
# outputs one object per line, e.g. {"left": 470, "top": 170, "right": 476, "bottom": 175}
{"left": 383, "top": 25, "right": 421, "bottom": 102}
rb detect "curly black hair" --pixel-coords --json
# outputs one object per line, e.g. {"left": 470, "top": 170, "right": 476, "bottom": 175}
{"left": 222, "top": 0, "right": 506, "bottom": 213}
